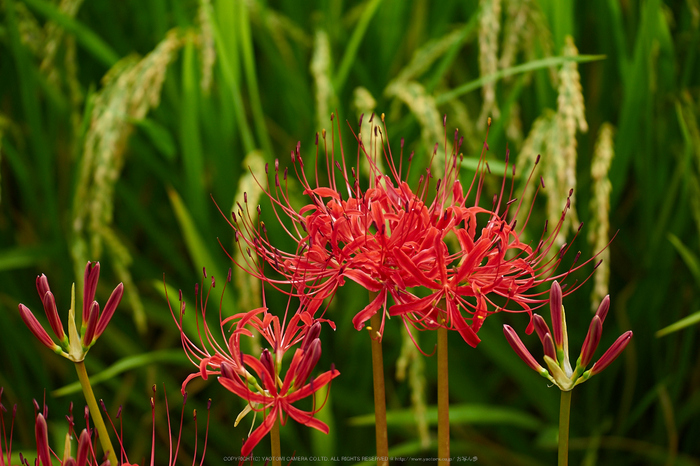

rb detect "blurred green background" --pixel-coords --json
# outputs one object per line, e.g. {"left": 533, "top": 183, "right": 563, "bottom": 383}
{"left": 1, "top": 0, "right": 699, "bottom": 464}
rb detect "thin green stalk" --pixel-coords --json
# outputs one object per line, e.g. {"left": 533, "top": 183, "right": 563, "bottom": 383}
{"left": 75, "top": 361, "right": 118, "bottom": 466}
{"left": 558, "top": 390, "right": 572, "bottom": 466}
{"left": 368, "top": 294, "right": 388, "bottom": 466}
{"left": 437, "top": 325, "right": 449, "bottom": 465}
{"left": 333, "top": 0, "right": 384, "bottom": 92}
{"left": 207, "top": 1, "right": 255, "bottom": 154}
{"left": 238, "top": 0, "right": 274, "bottom": 160}
{"left": 435, "top": 54, "right": 605, "bottom": 104}
{"left": 270, "top": 417, "right": 281, "bottom": 466}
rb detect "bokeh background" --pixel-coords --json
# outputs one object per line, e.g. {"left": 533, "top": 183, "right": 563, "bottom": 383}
{"left": 1, "top": 0, "right": 699, "bottom": 464}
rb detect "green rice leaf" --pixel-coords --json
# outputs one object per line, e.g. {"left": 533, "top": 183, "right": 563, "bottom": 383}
{"left": 436, "top": 54, "right": 606, "bottom": 104}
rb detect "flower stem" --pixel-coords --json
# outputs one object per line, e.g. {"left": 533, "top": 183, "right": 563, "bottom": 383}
{"left": 437, "top": 324, "right": 450, "bottom": 465}
{"left": 558, "top": 390, "right": 572, "bottom": 466}
{"left": 74, "top": 361, "right": 118, "bottom": 466}
{"left": 270, "top": 416, "right": 281, "bottom": 466}
{"left": 368, "top": 298, "right": 389, "bottom": 466}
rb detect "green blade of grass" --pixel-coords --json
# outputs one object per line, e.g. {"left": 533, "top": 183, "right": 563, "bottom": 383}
{"left": 208, "top": 1, "right": 255, "bottom": 154}
{"left": 425, "top": 14, "right": 479, "bottom": 93}
{"left": 609, "top": 0, "right": 661, "bottom": 208}
{"left": 461, "top": 157, "right": 508, "bottom": 176}
{"left": 667, "top": 233, "right": 700, "bottom": 287}
{"left": 51, "top": 349, "right": 185, "bottom": 397}
{"left": 333, "top": 0, "right": 384, "bottom": 92}
{"left": 435, "top": 54, "right": 606, "bottom": 104}
{"left": 5, "top": 0, "right": 58, "bottom": 233}
{"left": 181, "top": 35, "right": 208, "bottom": 229}
{"left": 131, "top": 117, "right": 177, "bottom": 160}
{"left": 0, "top": 245, "right": 56, "bottom": 271}
{"left": 167, "top": 186, "right": 237, "bottom": 314}
{"left": 238, "top": 0, "right": 274, "bottom": 160}
{"left": 656, "top": 311, "right": 700, "bottom": 338}
{"left": 0, "top": 137, "right": 40, "bottom": 215}
{"left": 348, "top": 403, "right": 541, "bottom": 431}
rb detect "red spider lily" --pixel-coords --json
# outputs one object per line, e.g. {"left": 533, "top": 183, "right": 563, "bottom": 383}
{"left": 166, "top": 268, "right": 334, "bottom": 395}
{"left": 18, "top": 262, "right": 124, "bottom": 362}
{"left": 220, "top": 113, "right": 602, "bottom": 347}
{"left": 218, "top": 339, "right": 339, "bottom": 459}
{"left": 166, "top": 269, "right": 338, "bottom": 460}
{"left": 0, "top": 387, "right": 208, "bottom": 466}
{"left": 503, "top": 281, "right": 633, "bottom": 390}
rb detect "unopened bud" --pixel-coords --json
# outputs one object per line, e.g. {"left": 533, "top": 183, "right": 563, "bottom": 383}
{"left": 549, "top": 281, "right": 564, "bottom": 348}
{"left": 590, "top": 331, "right": 633, "bottom": 375}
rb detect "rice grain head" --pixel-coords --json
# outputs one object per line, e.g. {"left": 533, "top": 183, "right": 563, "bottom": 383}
{"left": 589, "top": 123, "right": 614, "bottom": 310}
{"left": 232, "top": 150, "right": 266, "bottom": 315}
{"left": 385, "top": 80, "right": 452, "bottom": 176}
{"left": 556, "top": 35, "right": 588, "bottom": 236}
{"left": 478, "top": 0, "right": 502, "bottom": 127}
{"left": 499, "top": 0, "right": 529, "bottom": 72}
{"left": 197, "top": 0, "right": 216, "bottom": 94}
{"left": 311, "top": 29, "right": 335, "bottom": 132}
{"left": 71, "top": 30, "right": 184, "bottom": 325}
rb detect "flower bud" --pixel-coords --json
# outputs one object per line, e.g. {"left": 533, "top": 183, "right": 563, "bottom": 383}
{"left": 82, "top": 262, "right": 100, "bottom": 324}
{"left": 590, "top": 331, "right": 633, "bottom": 375}
{"left": 594, "top": 295, "right": 610, "bottom": 324}
{"left": 18, "top": 304, "right": 59, "bottom": 352}
{"left": 503, "top": 325, "right": 545, "bottom": 374}
{"left": 36, "top": 274, "right": 51, "bottom": 299}
{"left": 42, "top": 291, "right": 65, "bottom": 342}
{"left": 260, "top": 349, "right": 276, "bottom": 381}
{"left": 35, "top": 413, "right": 52, "bottom": 466}
{"left": 295, "top": 339, "right": 321, "bottom": 389}
{"left": 220, "top": 361, "right": 236, "bottom": 380}
{"left": 579, "top": 316, "right": 603, "bottom": 368}
{"left": 95, "top": 283, "right": 124, "bottom": 338}
{"left": 532, "top": 314, "right": 551, "bottom": 346}
{"left": 82, "top": 302, "right": 99, "bottom": 347}
{"left": 543, "top": 333, "right": 557, "bottom": 361}
{"left": 549, "top": 281, "right": 564, "bottom": 348}
{"left": 302, "top": 322, "right": 322, "bottom": 351}
{"left": 76, "top": 429, "right": 90, "bottom": 466}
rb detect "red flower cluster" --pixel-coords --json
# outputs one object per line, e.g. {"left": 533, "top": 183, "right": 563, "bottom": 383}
{"left": 224, "top": 114, "right": 595, "bottom": 347}
{"left": 167, "top": 269, "right": 339, "bottom": 458}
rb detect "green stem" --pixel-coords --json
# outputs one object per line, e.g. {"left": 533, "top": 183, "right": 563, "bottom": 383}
{"left": 75, "top": 361, "right": 118, "bottom": 466}
{"left": 437, "top": 325, "right": 450, "bottom": 465}
{"left": 368, "top": 294, "right": 389, "bottom": 466}
{"left": 558, "top": 390, "right": 572, "bottom": 466}
{"left": 270, "top": 416, "right": 281, "bottom": 466}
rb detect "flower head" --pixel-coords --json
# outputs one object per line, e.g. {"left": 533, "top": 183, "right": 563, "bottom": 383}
{"left": 18, "top": 261, "right": 124, "bottom": 362}
{"left": 219, "top": 336, "right": 338, "bottom": 458}
{"left": 166, "top": 269, "right": 339, "bottom": 459}
{"left": 166, "top": 268, "right": 334, "bottom": 394}
{"left": 223, "top": 114, "right": 600, "bottom": 347}
{"left": 503, "top": 281, "right": 632, "bottom": 390}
